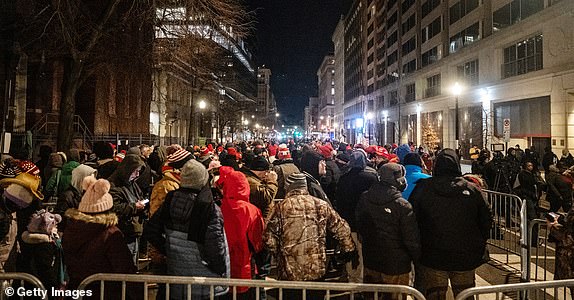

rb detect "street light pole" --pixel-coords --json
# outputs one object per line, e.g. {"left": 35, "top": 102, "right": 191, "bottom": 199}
{"left": 452, "top": 82, "right": 463, "bottom": 152}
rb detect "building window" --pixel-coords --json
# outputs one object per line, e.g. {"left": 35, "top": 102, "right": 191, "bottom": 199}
{"left": 388, "top": 12, "right": 398, "bottom": 27}
{"left": 331, "top": 87, "right": 335, "bottom": 95}
{"left": 401, "top": 0, "right": 415, "bottom": 13}
{"left": 502, "top": 34, "right": 543, "bottom": 78}
{"left": 457, "top": 59, "right": 479, "bottom": 85}
{"left": 405, "top": 83, "right": 416, "bottom": 102}
{"left": 402, "top": 59, "right": 417, "bottom": 74}
{"left": 389, "top": 90, "right": 398, "bottom": 106}
{"left": 422, "top": 17, "right": 441, "bottom": 43}
{"left": 449, "top": 22, "right": 479, "bottom": 53}
{"left": 402, "top": 14, "right": 416, "bottom": 35}
{"left": 450, "top": 0, "right": 479, "bottom": 24}
{"left": 493, "top": 0, "right": 544, "bottom": 32}
{"left": 402, "top": 37, "right": 416, "bottom": 56}
{"left": 422, "top": 0, "right": 441, "bottom": 18}
{"left": 388, "top": 31, "right": 398, "bottom": 46}
{"left": 388, "top": 50, "right": 398, "bottom": 65}
{"left": 425, "top": 74, "right": 441, "bottom": 98}
{"left": 422, "top": 46, "right": 440, "bottom": 67}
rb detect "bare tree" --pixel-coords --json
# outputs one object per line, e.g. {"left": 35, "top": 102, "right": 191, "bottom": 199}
{"left": 10, "top": 0, "right": 253, "bottom": 150}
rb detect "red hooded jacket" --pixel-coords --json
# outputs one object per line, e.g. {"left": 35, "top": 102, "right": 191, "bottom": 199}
{"left": 217, "top": 167, "right": 264, "bottom": 292}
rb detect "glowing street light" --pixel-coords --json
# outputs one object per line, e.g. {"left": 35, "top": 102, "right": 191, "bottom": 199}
{"left": 451, "top": 82, "right": 464, "bottom": 148}
{"left": 198, "top": 100, "right": 207, "bottom": 110}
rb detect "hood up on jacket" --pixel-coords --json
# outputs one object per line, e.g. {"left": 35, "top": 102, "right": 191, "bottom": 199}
{"left": 218, "top": 166, "right": 250, "bottom": 202}
{"left": 433, "top": 148, "right": 462, "bottom": 177}
{"left": 396, "top": 144, "right": 412, "bottom": 163}
{"left": 70, "top": 164, "right": 97, "bottom": 192}
{"left": 107, "top": 154, "right": 145, "bottom": 187}
{"left": 348, "top": 150, "right": 368, "bottom": 171}
{"left": 300, "top": 151, "right": 323, "bottom": 180}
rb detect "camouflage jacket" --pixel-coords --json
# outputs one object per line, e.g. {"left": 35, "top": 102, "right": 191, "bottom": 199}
{"left": 549, "top": 211, "right": 574, "bottom": 280}
{"left": 263, "top": 189, "right": 355, "bottom": 281}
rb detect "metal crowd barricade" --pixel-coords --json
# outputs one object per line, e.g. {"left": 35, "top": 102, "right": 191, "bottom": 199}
{"left": 78, "top": 273, "right": 426, "bottom": 300}
{"left": 527, "top": 219, "right": 553, "bottom": 283}
{"left": 481, "top": 189, "right": 528, "bottom": 281}
{"left": 455, "top": 279, "right": 574, "bottom": 300}
{"left": 0, "top": 273, "right": 46, "bottom": 300}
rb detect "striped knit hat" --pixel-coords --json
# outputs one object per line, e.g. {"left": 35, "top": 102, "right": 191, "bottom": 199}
{"left": 167, "top": 148, "right": 193, "bottom": 169}
{"left": 286, "top": 172, "right": 307, "bottom": 193}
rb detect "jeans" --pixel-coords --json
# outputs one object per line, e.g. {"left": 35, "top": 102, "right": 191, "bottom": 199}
{"left": 416, "top": 264, "right": 475, "bottom": 300}
{"left": 127, "top": 239, "right": 139, "bottom": 265}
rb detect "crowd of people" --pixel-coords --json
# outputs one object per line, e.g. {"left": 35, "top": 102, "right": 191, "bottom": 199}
{"left": 0, "top": 138, "right": 570, "bottom": 299}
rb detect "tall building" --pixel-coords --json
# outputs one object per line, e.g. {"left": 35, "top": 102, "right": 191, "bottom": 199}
{"left": 304, "top": 97, "right": 319, "bottom": 136}
{"left": 339, "top": 0, "right": 574, "bottom": 157}
{"left": 317, "top": 55, "right": 336, "bottom": 139}
{"left": 151, "top": 5, "right": 257, "bottom": 145}
{"left": 332, "top": 17, "right": 346, "bottom": 141}
{"left": 256, "top": 67, "right": 277, "bottom": 124}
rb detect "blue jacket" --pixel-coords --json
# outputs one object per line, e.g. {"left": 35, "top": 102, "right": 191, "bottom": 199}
{"left": 402, "top": 165, "right": 431, "bottom": 201}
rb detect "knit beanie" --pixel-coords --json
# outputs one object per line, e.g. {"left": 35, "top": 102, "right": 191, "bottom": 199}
{"left": 4, "top": 184, "right": 35, "bottom": 209}
{"left": 378, "top": 163, "right": 407, "bottom": 190}
{"left": 277, "top": 147, "right": 291, "bottom": 160}
{"left": 402, "top": 152, "right": 423, "bottom": 167}
{"left": 167, "top": 148, "right": 193, "bottom": 170}
{"left": 78, "top": 176, "right": 113, "bottom": 213}
{"left": 286, "top": 172, "right": 307, "bottom": 193}
{"left": 180, "top": 159, "right": 209, "bottom": 190}
{"left": 250, "top": 156, "right": 270, "bottom": 171}
{"left": 319, "top": 145, "right": 334, "bottom": 159}
{"left": 27, "top": 209, "right": 61, "bottom": 235}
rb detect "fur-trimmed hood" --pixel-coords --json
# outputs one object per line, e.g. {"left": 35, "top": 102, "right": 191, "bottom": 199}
{"left": 65, "top": 208, "right": 118, "bottom": 227}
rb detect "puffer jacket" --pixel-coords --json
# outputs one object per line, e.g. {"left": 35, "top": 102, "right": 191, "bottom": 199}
{"left": 150, "top": 169, "right": 180, "bottom": 216}
{"left": 144, "top": 186, "right": 229, "bottom": 298}
{"left": 410, "top": 149, "right": 493, "bottom": 271}
{"left": 356, "top": 182, "right": 420, "bottom": 275}
{"left": 20, "top": 231, "right": 65, "bottom": 291}
{"left": 264, "top": 188, "right": 355, "bottom": 281}
{"left": 218, "top": 167, "right": 264, "bottom": 293}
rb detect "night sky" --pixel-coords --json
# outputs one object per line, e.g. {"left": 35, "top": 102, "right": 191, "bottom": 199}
{"left": 246, "top": 0, "right": 353, "bottom": 125}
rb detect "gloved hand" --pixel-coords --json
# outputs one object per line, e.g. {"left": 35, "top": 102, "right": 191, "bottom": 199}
{"left": 335, "top": 250, "right": 359, "bottom": 269}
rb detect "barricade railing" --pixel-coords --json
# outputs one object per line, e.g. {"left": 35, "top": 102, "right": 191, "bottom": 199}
{"left": 0, "top": 273, "right": 46, "bottom": 300}
{"left": 527, "top": 219, "right": 554, "bottom": 283}
{"left": 482, "top": 189, "right": 528, "bottom": 281}
{"left": 455, "top": 279, "right": 574, "bottom": 300}
{"left": 78, "top": 273, "right": 426, "bottom": 300}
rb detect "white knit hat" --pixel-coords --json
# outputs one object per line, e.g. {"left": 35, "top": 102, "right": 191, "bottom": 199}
{"left": 78, "top": 177, "right": 113, "bottom": 213}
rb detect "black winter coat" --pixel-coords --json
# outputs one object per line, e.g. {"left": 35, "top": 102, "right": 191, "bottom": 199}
{"left": 356, "top": 183, "right": 421, "bottom": 275}
{"left": 410, "top": 176, "right": 493, "bottom": 271}
{"left": 336, "top": 169, "right": 378, "bottom": 231}
{"left": 54, "top": 187, "right": 82, "bottom": 231}
{"left": 321, "top": 159, "right": 341, "bottom": 205}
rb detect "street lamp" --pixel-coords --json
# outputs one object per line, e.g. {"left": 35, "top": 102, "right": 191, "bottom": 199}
{"left": 366, "top": 112, "right": 374, "bottom": 145}
{"left": 451, "top": 82, "right": 464, "bottom": 150}
{"left": 383, "top": 110, "right": 389, "bottom": 145}
{"left": 198, "top": 100, "right": 207, "bottom": 142}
